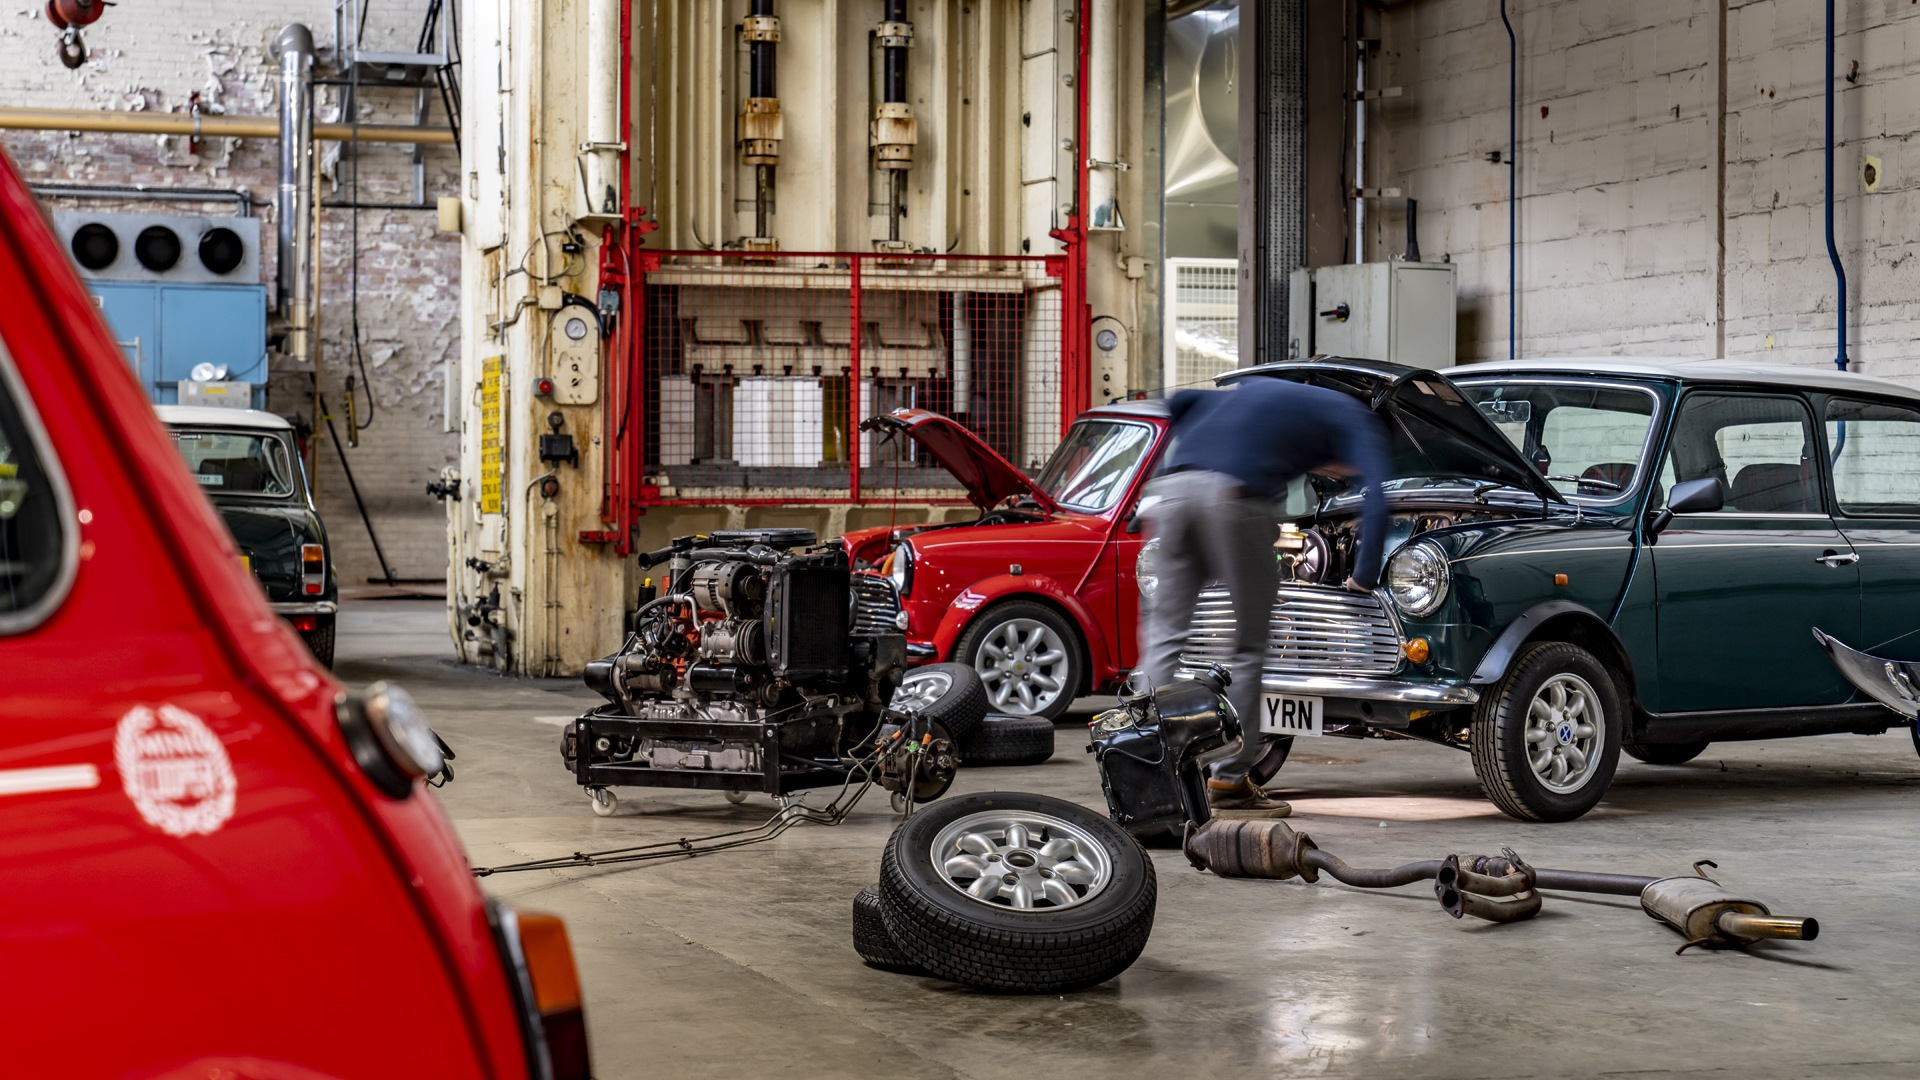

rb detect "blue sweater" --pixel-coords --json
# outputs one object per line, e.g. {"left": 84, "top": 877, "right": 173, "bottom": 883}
{"left": 1162, "top": 380, "right": 1392, "bottom": 588}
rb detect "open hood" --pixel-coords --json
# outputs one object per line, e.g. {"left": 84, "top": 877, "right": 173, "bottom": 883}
{"left": 859, "top": 409, "right": 1058, "bottom": 513}
{"left": 1221, "top": 358, "right": 1566, "bottom": 504}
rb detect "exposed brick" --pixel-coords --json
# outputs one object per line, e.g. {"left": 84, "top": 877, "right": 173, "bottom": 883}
{"left": 0, "top": 3, "right": 458, "bottom": 582}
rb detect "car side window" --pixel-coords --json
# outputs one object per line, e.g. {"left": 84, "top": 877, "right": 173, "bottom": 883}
{"left": 0, "top": 343, "right": 73, "bottom": 630}
{"left": 1825, "top": 397, "right": 1920, "bottom": 516}
{"left": 1657, "top": 393, "right": 1821, "bottom": 514}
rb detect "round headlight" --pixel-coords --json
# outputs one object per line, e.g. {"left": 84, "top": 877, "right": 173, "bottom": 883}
{"left": 365, "top": 681, "right": 446, "bottom": 780}
{"left": 1385, "top": 540, "right": 1451, "bottom": 617}
{"left": 888, "top": 542, "right": 914, "bottom": 596}
{"left": 1135, "top": 536, "right": 1161, "bottom": 598}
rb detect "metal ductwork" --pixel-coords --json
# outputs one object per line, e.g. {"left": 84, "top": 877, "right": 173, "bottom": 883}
{"left": 274, "top": 23, "right": 316, "bottom": 368}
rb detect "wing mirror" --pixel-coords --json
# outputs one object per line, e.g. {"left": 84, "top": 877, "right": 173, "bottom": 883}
{"left": 1647, "top": 477, "right": 1726, "bottom": 537}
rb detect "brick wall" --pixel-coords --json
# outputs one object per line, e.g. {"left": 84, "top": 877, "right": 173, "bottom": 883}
{"left": 0, "top": 3, "right": 459, "bottom": 584}
{"left": 1371, "top": 0, "right": 1920, "bottom": 385}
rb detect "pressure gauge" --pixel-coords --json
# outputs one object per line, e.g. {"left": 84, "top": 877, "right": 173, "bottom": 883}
{"left": 564, "top": 316, "right": 590, "bottom": 341}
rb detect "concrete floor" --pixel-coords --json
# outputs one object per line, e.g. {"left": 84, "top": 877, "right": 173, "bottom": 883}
{"left": 343, "top": 602, "right": 1920, "bottom": 1079}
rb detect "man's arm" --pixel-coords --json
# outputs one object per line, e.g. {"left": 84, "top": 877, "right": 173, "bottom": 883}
{"left": 1340, "top": 407, "right": 1393, "bottom": 591}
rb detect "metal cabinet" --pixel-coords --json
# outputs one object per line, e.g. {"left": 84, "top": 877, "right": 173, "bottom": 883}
{"left": 1287, "top": 261, "right": 1457, "bottom": 368}
{"left": 87, "top": 282, "right": 268, "bottom": 405}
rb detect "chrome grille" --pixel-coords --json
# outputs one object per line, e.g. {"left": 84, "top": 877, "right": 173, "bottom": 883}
{"left": 850, "top": 574, "right": 903, "bottom": 636}
{"left": 1182, "top": 585, "right": 1402, "bottom": 676}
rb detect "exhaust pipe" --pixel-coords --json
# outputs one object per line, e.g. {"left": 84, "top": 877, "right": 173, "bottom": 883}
{"left": 1183, "top": 820, "right": 1818, "bottom": 951}
{"left": 274, "top": 23, "right": 316, "bottom": 367}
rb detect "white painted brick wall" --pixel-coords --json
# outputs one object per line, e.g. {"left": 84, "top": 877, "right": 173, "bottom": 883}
{"left": 0, "top": 3, "right": 458, "bottom": 584}
{"left": 1375, "top": 0, "right": 1920, "bottom": 387}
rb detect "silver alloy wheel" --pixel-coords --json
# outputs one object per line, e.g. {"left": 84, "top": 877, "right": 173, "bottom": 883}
{"left": 1524, "top": 672, "right": 1603, "bottom": 794}
{"left": 927, "top": 809, "right": 1113, "bottom": 911}
{"left": 893, "top": 668, "right": 956, "bottom": 712}
{"left": 973, "top": 618, "right": 1070, "bottom": 716}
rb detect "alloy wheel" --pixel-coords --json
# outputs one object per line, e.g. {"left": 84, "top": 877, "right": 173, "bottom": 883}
{"left": 1524, "top": 672, "right": 1602, "bottom": 793}
{"left": 927, "top": 809, "right": 1113, "bottom": 911}
{"left": 973, "top": 618, "right": 1070, "bottom": 716}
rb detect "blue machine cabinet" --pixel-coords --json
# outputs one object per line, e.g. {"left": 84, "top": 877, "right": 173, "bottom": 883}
{"left": 89, "top": 281, "right": 269, "bottom": 406}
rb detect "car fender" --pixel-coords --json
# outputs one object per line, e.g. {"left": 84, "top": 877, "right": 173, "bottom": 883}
{"left": 1469, "top": 599, "right": 1635, "bottom": 690}
{"left": 930, "top": 574, "right": 1112, "bottom": 681}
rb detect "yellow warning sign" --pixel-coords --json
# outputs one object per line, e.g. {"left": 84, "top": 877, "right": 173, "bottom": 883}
{"left": 480, "top": 356, "right": 504, "bottom": 514}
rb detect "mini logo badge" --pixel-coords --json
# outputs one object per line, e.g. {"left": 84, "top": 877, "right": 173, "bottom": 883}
{"left": 114, "top": 704, "right": 236, "bottom": 837}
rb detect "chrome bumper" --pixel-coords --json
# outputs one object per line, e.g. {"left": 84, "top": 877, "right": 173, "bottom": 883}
{"left": 271, "top": 601, "right": 338, "bottom": 616}
{"left": 1257, "top": 673, "right": 1480, "bottom": 707}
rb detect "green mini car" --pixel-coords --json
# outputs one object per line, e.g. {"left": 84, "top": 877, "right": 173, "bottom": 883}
{"left": 158, "top": 406, "right": 338, "bottom": 666}
{"left": 1140, "top": 356, "right": 1920, "bottom": 821}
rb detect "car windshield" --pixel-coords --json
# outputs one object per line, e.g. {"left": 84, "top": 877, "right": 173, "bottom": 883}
{"left": 168, "top": 428, "right": 299, "bottom": 498}
{"left": 1034, "top": 419, "right": 1155, "bottom": 513}
{"left": 1455, "top": 381, "right": 1659, "bottom": 503}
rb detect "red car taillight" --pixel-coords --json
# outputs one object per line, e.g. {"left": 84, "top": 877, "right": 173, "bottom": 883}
{"left": 492, "top": 903, "right": 590, "bottom": 1080}
{"left": 301, "top": 543, "right": 325, "bottom": 595}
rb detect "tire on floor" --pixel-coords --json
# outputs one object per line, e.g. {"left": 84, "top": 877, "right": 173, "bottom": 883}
{"left": 892, "top": 663, "right": 989, "bottom": 742}
{"left": 877, "top": 791, "right": 1156, "bottom": 994}
{"left": 958, "top": 713, "right": 1055, "bottom": 766}
{"left": 851, "top": 885, "right": 925, "bottom": 975}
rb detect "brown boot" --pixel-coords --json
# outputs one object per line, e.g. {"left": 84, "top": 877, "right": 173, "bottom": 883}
{"left": 1206, "top": 777, "right": 1292, "bottom": 818}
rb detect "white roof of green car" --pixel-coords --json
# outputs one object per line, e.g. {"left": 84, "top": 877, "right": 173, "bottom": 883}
{"left": 154, "top": 405, "right": 294, "bottom": 432}
{"left": 1457, "top": 357, "right": 1920, "bottom": 403}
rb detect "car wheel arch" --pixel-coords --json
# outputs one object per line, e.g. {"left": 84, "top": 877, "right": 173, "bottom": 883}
{"left": 1471, "top": 602, "right": 1640, "bottom": 713}
{"left": 954, "top": 593, "right": 1096, "bottom": 697}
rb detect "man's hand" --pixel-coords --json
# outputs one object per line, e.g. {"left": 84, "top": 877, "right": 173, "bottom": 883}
{"left": 1343, "top": 576, "right": 1373, "bottom": 594}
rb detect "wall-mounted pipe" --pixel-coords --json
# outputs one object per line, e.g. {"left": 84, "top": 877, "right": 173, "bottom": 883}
{"left": 29, "top": 183, "right": 256, "bottom": 217}
{"left": 738, "top": 0, "right": 783, "bottom": 247}
{"left": 0, "top": 105, "right": 454, "bottom": 145}
{"left": 580, "top": 0, "right": 623, "bottom": 219}
{"left": 1500, "top": 0, "right": 1517, "bottom": 360}
{"left": 1824, "top": 0, "right": 1850, "bottom": 371}
{"left": 871, "top": 0, "right": 917, "bottom": 246}
{"left": 275, "top": 23, "right": 316, "bottom": 370}
{"left": 1086, "top": 0, "right": 1122, "bottom": 230}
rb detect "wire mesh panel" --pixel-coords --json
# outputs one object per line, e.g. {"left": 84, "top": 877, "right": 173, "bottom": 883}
{"left": 637, "top": 253, "right": 1064, "bottom": 502}
{"left": 1165, "top": 257, "right": 1240, "bottom": 390}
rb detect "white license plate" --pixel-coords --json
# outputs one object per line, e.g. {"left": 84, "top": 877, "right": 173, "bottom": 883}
{"left": 1258, "top": 693, "right": 1324, "bottom": 737}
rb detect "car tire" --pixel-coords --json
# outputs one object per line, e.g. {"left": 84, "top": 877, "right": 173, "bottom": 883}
{"left": 301, "top": 615, "right": 336, "bottom": 669}
{"left": 892, "top": 663, "right": 989, "bottom": 742}
{"left": 958, "top": 713, "right": 1056, "bottom": 767}
{"left": 1470, "top": 641, "right": 1622, "bottom": 822}
{"left": 852, "top": 886, "right": 926, "bottom": 975}
{"left": 877, "top": 791, "right": 1156, "bottom": 994}
{"left": 1624, "top": 741, "right": 1709, "bottom": 766}
{"left": 1248, "top": 736, "right": 1294, "bottom": 787}
{"left": 955, "top": 601, "right": 1083, "bottom": 722}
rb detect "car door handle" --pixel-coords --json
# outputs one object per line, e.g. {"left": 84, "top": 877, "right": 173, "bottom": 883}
{"left": 1815, "top": 550, "right": 1860, "bottom": 567}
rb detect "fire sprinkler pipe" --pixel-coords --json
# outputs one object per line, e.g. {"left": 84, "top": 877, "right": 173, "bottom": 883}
{"left": 275, "top": 23, "right": 317, "bottom": 371}
{"left": 0, "top": 105, "right": 454, "bottom": 145}
{"left": 1825, "top": 0, "right": 1850, "bottom": 372}
{"left": 739, "top": 0, "right": 782, "bottom": 245}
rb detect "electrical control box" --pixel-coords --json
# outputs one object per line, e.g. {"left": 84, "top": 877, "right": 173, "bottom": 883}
{"left": 1287, "top": 261, "right": 1457, "bottom": 369}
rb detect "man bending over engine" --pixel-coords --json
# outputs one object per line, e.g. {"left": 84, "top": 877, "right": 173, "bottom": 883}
{"left": 1136, "top": 379, "right": 1390, "bottom": 817}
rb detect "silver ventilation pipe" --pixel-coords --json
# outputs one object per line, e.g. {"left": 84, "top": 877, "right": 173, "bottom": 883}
{"left": 274, "top": 23, "right": 316, "bottom": 366}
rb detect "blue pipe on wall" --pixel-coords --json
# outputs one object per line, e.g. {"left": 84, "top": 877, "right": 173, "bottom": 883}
{"left": 1501, "top": 0, "right": 1517, "bottom": 360}
{"left": 1825, "top": 0, "right": 1850, "bottom": 371}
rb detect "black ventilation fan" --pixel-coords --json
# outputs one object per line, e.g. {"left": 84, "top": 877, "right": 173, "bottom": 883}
{"left": 197, "top": 226, "right": 245, "bottom": 275}
{"left": 134, "top": 225, "right": 182, "bottom": 272}
{"left": 70, "top": 222, "right": 119, "bottom": 271}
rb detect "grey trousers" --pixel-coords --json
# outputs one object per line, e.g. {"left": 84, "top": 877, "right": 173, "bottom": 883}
{"left": 1137, "top": 470, "right": 1281, "bottom": 786}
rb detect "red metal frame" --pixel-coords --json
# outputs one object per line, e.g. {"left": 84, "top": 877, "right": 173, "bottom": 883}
{"left": 589, "top": 0, "right": 1094, "bottom": 550}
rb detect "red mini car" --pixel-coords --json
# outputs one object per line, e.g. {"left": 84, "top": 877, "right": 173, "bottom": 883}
{"left": 848, "top": 405, "right": 1171, "bottom": 720}
{"left": 0, "top": 150, "right": 586, "bottom": 1077}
